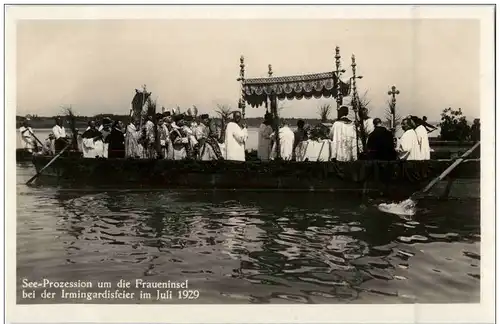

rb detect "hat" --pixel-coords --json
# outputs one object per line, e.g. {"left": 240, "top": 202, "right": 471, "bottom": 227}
{"left": 173, "top": 114, "right": 183, "bottom": 122}
{"left": 184, "top": 115, "right": 193, "bottom": 122}
{"left": 200, "top": 114, "right": 209, "bottom": 119}
{"left": 155, "top": 113, "right": 163, "bottom": 120}
{"left": 103, "top": 117, "right": 112, "bottom": 124}
{"left": 163, "top": 111, "right": 171, "bottom": 117}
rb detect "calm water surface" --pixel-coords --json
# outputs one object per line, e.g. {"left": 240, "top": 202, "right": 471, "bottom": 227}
{"left": 16, "top": 161, "right": 480, "bottom": 304}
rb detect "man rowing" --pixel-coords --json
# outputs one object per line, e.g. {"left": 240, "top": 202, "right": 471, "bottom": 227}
{"left": 52, "top": 117, "right": 69, "bottom": 154}
{"left": 19, "top": 119, "right": 37, "bottom": 153}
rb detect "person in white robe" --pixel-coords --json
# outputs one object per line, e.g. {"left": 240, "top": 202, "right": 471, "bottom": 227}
{"left": 329, "top": 106, "right": 358, "bottom": 162}
{"left": 224, "top": 111, "right": 248, "bottom": 161}
{"left": 81, "top": 121, "right": 105, "bottom": 158}
{"left": 270, "top": 119, "right": 295, "bottom": 160}
{"left": 142, "top": 116, "right": 156, "bottom": 159}
{"left": 52, "top": 117, "right": 69, "bottom": 154}
{"left": 19, "top": 120, "right": 36, "bottom": 152}
{"left": 397, "top": 118, "right": 420, "bottom": 160}
{"left": 411, "top": 116, "right": 431, "bottom": 160}
{"left": 157, "top": 117, "right": 170, "bottom": 159}
{"left": 257, "top": 113, "right": 273, "bottom": 161}
{"left": 97, "top": 117, "right": 112, "bottom": 158}
{"left": 360, "top": 108, "right": 375, "bottom": 136}
{"left": 41, "top": 133, "right": 55, "bottom": 155}
{"left": 169, "top": 115, "right": 188, "bottom": 160}
{"left": 125, "top": 120, "right": 143, "bottom": 158}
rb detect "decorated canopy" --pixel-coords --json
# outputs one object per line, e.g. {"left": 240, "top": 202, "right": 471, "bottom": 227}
{"left": 242, "top": 72, "right": 351, "bottom": 108}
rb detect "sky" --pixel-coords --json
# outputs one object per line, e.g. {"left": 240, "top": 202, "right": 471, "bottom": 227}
{"left": 16, "top": 19, "right": 479, "bottom": 121}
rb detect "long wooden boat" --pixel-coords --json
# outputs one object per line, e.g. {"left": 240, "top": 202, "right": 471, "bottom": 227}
{"left": 30, "top": 154, "right": 480, "bottom": 199}
{"left": 16, "top": 140, "right": 479, "bottom": 163}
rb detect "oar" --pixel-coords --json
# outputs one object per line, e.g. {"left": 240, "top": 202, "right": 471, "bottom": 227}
{"left": 26, "top": 128, "right": 44, "bottom": 148}
{"left": 378, "top": 141, "right": 480, "bottom": 216}
{"left": 26, "top": 143, "right": 70, "bottom": 185}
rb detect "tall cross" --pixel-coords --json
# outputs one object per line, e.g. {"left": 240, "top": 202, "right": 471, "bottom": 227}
{"left": 388, "top": 85, "right": 400, "bottom": 133}
{"left": 237, "top": 55, "right": 246, "bottom": 118}
{"left": 335, "top": 46, "right": 346, "bottom": 110}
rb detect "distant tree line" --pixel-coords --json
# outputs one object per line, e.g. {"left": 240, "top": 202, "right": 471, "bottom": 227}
{"left": 16, "top": 114, "right": 328, "bottom": 129}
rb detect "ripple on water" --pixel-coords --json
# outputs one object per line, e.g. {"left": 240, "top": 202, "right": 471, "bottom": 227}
{"left": 15, "top": 171, "right": 481, "bottom": 304}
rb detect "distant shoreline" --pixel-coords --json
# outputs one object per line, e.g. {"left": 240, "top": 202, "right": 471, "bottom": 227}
{"left": 15, "top": 115, "right": 439, "bottom": 129}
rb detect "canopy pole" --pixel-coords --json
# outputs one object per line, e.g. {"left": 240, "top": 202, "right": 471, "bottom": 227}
{"left": 267, "top": 64, "right": 273, "bottom": 113}
{"left": 352, "top": 54, "right": 368, "bottom": 156}
{"left": 388, "top": 85, "right": 400, "bottom": 136}
{"left": 237, "top": 55, "right": 246, "bottom": 119}
{"left": 334, "top": 46, "right": 346, "bottom": 113}
{"left": 268, "top": 63, "right": 280, "bottom": 159}
{"left": 270, "top": 93, "right": 281, "bottom": 160}
{"left": 351, "top": 54, "right": 361, "bottom": 158}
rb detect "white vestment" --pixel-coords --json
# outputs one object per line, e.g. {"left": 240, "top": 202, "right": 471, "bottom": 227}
{"left": 125, "top": 123, "right": 143, "bottom": 158}
{"left": 82, "top": 138, "right": 105, "bottom": 158}
{"left": 295, "top": 139, "right": 331, "bottom": 162}
{"left": 257, "top": 123, "right": 273, "bottom": 161}
{"left": 398, "top": 129, "right": 420, "bottom": 160}
{"left": 364, "top": 118, "right": 375, "bottom": 136}
{"left": 52, "top": 125, "right": 66, "bottom": 140}
{"left": 224, "top": 122, "right": 248, "bottom": 161}
{"left": 415, "top": 125, "right": 431, "bottom": 160}
{"left": 329, "top": 120, "right": 358, "bottom": 162}
{"left": 270, "top": 126, "right": 295, "bottom": 160}
{"left": 19, "top": 126, "right": 35, "bottom": 151}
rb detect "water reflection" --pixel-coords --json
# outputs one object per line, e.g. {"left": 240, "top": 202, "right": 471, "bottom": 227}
{"left": 17, "top": 164, "right": 480, "bottom": 303}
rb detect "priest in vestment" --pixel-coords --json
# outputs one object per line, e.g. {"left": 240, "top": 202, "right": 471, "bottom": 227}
{"left": 125, "top": 119, "right": 143, "bottom": 158}
{"left": 257, "top": 113, "right": 273, "bottom": 161}
{"left": 196, "top": 114, "right": 224, "bottom": 160}
{"left": 81, "top": 121, "right": 105, "bottom": 158}
{"left": 410, "top": 116, "right": 431, "bottom": 160}
{"left": 224, "top": 111, "right": 248, "bottom": 161}
{"left": 270, "top": 119, "right": 295, "bottom": 160}
{"left": 329, "top": 106, "right": 358, "bottom": 162}
{"left": 397, "top": 118, "right": 420, "bottom": 160}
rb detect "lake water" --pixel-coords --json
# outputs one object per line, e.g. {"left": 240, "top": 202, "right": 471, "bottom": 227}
{"left": 16, "top": 152, "right": 480, "bottom": 303}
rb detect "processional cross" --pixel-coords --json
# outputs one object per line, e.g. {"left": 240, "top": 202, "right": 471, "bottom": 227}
{"left": 388, "top": 85, "right": 400, "bottom": 133}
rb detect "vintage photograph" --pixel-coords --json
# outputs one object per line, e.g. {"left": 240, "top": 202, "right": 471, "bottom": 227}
{"left": 6, "top": 4, "right": 495, "bottom": 323}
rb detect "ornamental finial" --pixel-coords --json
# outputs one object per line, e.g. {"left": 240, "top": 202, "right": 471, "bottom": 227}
{"left": 268, "top": 64, "right": 273, "bottom": 77}
{"left": 238, "top": 55, "right": 245, "bottom": 81}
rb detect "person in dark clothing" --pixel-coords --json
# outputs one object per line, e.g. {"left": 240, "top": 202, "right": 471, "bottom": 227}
{"left": 366, "top": 118, "right": 397, "bottom": 160}
{"left": 105, "top": 120, "right": 126, "bottom": 158}
{"left": 470, "top": 118, "right": 480, "bottom": 142}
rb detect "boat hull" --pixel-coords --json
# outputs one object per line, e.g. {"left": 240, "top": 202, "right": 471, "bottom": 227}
{"left": 30, "top": 156, "right": 480, "bottom": 199}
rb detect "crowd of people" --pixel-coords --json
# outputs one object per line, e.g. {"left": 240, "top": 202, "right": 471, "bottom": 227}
{"left": 19, "top": 106, "right": 479, "bottom": 163}
{"left": 257, "top": 106, "right": 440, "bottom": 162}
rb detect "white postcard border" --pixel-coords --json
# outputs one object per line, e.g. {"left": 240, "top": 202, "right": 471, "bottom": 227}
{"left": 4, "top": 4, "right": 495, "bottom": 324}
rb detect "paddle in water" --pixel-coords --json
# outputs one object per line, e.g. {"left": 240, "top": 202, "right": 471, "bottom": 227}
{"left": 378, "top": 141, "right": 480, "bottom": 216}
